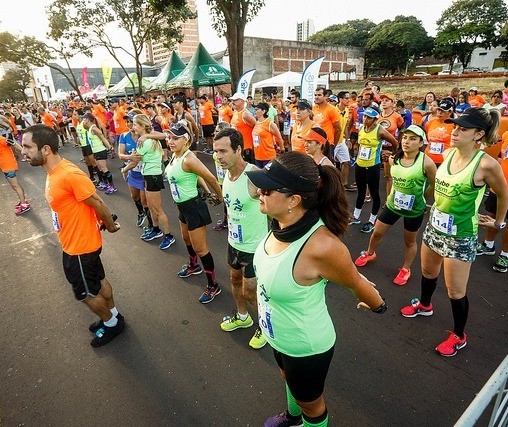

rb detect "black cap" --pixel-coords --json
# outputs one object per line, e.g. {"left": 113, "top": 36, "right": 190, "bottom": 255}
{"left": 254, "top": 102, "right": 270, "bottom": 112}
{"left": 246, "top": 158, "right": 318, "bottom": 192}
{"left": 297, "top": 101, "right": 312, "bottom": 110}
{"left": 445, "top": 108, "right": 489, "bottom": 130}
{"left": 168, "top": 120, "right": 190, "bottom": 137}
{"left": 171, "top": 96, "right": 185, "bottom": 104}
{"left": 438, "top": 100, "right": 454, "bottom": 112}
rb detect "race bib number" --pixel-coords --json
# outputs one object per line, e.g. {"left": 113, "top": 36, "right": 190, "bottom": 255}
{"left": 431, "top": 208, "right": 456, "bottom": 235}
{"left": 199, "top": 111, "right": 205, "bottom": 118}
{"left": 358, "top": 146, "right": 372, "bottom": 160}
{"left": 51, "top": 210, "right": 61, "bottom": 232}
{"left": 290, "top": 119, "right": 295, "bottom": 127}
{"left": 429, "top": 142, "right": 444, "bottom": 154}
{"left": 16, "top": 125, "right": 22, "bottom": 130}
{"left": 393, "top": 191, "right": 415, "bottom": 211}
{"left": 355, "top": 121, "right": 361, "bottom": 130}
{"left": 170, "top": 183, "right": 181, "bottom": 201}
{"left": 253, "top": 135, "right": 260, "bottom": 147}
{"left": 228, "top": 223, "right": 243, "bottom": 244}
{"left": 258, "top": 302, "right": 274, "bottom": 340}
{"left": 133, "top": 161, "right": 143, "bottom": 173}
{"left": 215, "top": 164, "right": 225, "bottom": 181}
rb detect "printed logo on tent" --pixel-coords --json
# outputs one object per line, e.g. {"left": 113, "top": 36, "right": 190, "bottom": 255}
{"left": 200, "top": 65, "right": 227, "bottom": 78}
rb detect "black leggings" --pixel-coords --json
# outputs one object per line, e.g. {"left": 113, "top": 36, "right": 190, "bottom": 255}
{"left": 355, "top": 163, "right": 381, "bottom": 215}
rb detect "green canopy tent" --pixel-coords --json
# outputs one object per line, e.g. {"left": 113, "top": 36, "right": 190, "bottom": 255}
{"left": 107, "top": 73, "right": 154, "bottom": 96}
{"left": 166, "top": 43, "right": 231, "bottom": 90}
{"left": 148, "top": 51, "right": 186, "bottom": 91}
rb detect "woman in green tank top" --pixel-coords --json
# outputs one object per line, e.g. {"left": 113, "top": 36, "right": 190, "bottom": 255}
{"left": 354, "top": 125, "right": 437, "bottom": 286}
{"left": 246, "top": 152, "right": 386, "bottom": 427}
{"left": 165, "top": 119, "right": 224, "bottom": 304}
{"left": 400, "top": 108, "right": 508, "bottom": 357}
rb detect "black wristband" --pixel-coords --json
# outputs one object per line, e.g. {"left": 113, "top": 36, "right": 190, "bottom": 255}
{"left": 372, "top": 302, "right": 387, "bottom": 314}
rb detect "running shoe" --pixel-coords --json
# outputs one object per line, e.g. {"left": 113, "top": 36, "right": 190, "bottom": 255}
{"left": 105, "top": 184, "right": 117, "bottom": 195}
{"left": 213, "top": 219, "right": 228, "bottom": 231}
{"left": 220, "top": 311, "right": 253, "bottom": 331}
{"left": 493, "top": 254, "right": 508, "bottom": 273}
{"left": 199, "top": 284, "right": 221, "bottom": 304}
{"left": 249, "top": 327, "right": 267, "bottom": 349}
{"left": 97, "top": 182, "right": 108, "bottom": 191}
{"left": 140, "top": 226, "right": 153, "bottom": 240}
{"left": 393, "top": 268, "right": 411, "bottom": 286}
{"left": 15, "top": 202, "right": 30, "bottom": 215}
{"left": 400, "top": 298, "right": 433, "bottom": 318}
{"left": 435, "top": 331, "right": 467, "bottom": 357}
{"left": 344, "top": 184, "right": 357, "bottom": 192}
{"left": 348, "top": 216, "right": 361, "bottom": 225}
{"left": 136, "top": 212, "right": 147, "bottom": 227}
{"left": 177, "top": 263, "right": 203, "bottom": 278}
{"left": 90, "top": 319, "right": 125, "bottom": 347}
{"left": 141, "top": 229, "right": 164, "bottom": 241}
{"left": 354, "top": 250, "right": 376, "bottom": 267}
{"left": 89, "top": 313, "right": 125, "bottom": 333}
{"left": 263, "top": 411, "right": 303, "bottom": 427}
{"left": 159, "top": 235, "right": 176, "bottom": 250}
{"left": 361, "top": 222, "right": 375, "bottom": 234}
{"left": 476, "top": 242, "right": 496, "bottom": 256}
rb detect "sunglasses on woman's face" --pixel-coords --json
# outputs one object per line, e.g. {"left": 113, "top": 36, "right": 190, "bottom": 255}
{"left": 259, "top": 188, "right": 293, "bottom": 196}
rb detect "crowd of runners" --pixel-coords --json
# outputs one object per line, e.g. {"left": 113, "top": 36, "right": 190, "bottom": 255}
{"left": 1, "top": 78, "right": 508, "bottom": 427}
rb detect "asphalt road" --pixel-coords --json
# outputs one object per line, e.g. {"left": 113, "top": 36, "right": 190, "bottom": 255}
{"left": 1, "top": 144, "right": 506, "bottom": 426}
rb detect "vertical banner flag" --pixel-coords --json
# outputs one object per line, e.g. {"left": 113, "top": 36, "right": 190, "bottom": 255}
{"left": 300, "top": 56, "right": 325, "bottom": 105}
{"left": 102, "top": 61, "right": 113, "bottom": 88}
{"left": 236, "top": 69, "right": 256, "bottom": 97}
{"left": 81, "top": 67, "right": 89, "bottom": 87}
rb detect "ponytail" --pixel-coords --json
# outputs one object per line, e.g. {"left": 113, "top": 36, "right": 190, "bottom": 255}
{"left": 316, "top": 165, "right": 349, "bottom": 236}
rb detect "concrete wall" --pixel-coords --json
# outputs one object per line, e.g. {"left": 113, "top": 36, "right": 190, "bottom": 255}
{"left": 243, "top": 37, "right": 365, "bottom": 82}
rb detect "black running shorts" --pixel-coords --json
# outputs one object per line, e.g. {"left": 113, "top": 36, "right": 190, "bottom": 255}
{"left": 177, "top": 196, "right": 212, "bottom": 231}
{"left": 227, "top": 244, "right": 255, "bottom": 278}
{"left": 62, "top": 247, "right": 105, "bottom": 301}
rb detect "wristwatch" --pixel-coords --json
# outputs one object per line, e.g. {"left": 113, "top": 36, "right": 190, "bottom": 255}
{"left": 494, "top": 222, "right": 507, "bottom": 230}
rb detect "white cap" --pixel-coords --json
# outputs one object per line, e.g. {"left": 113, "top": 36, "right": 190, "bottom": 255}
{"left": 230, "top": 92, "right": 247, "bottom": 101}
{"left": 469, "top": 86, "right": 478, "bottom": 92}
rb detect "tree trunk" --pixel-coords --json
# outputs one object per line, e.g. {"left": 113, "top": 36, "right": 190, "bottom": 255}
{"left": 227, "top": 22, "right": 240, "bottom": 92}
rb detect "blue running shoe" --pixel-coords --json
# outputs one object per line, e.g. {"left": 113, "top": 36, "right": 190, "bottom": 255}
{"left": 159, "top": 235, "right": 176, "bottom": 250}
{"left": 142, "top": 229, "right": 164, "bottom": 241}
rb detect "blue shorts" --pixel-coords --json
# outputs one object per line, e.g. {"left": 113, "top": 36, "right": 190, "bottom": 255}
{"left": 127, "top": 170, "right": 144, "bottom": 191}
{"left": 3, "top": 171, "right": 16, "bottom": 179}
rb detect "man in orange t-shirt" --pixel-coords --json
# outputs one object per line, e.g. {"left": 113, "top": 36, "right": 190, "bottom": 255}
{"left": 312, "top": 87, "right": 341, "bottom": 160}
{"left": 218, "top": 97, "right": 233, "bottom": 124}
{"left": 424, "top": 100, "right": 455, "bottom": 166}
{"left": 230, "top": 92, "right": 256, "bottom": 163}
{"left": 198, "top": 94, "right": 217, "bottom": 153}
{"left": 110, "top": 98, "right": 128, "bottom": 137}
{"left": 22, "top": 124, "right": 125, "bottom": 348}
{"left": 38, "top": 107, "right": 58, "bottom": 130}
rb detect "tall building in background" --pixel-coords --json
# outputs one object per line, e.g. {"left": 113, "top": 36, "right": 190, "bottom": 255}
{"left": 296, "top": 19, "right": 315, "bottom": 42}
{"left": 144, "top": 0, "right": 199, "bottom": 65}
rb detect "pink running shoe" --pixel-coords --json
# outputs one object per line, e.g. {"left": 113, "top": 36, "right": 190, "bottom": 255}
{"left": 400, "top": 298, "right": 433, "bottom": 318}
{"left": 393, "top": 268, "right": 411, "bottom": 286}
{"left": 435, "top": 331, "right": 467, "bottom": 357}
{"left": 354, "top": 251, "right": 377, "bottom": 267}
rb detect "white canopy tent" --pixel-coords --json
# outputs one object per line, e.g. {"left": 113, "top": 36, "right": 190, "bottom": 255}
{"left": 251, "top": 71, "right": 329, "bottom": 101}
{"left": 49, "top": 89, "right": 70, "bottom": 101}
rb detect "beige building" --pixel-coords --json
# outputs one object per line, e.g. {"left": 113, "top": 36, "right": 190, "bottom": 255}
{"left": 144, "top": 0, "right": 199, "bottom": 65}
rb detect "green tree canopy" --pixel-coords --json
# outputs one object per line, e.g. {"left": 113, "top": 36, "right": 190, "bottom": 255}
{"left": 47, "top": 0, "right": 195, "bottom": 95}
{"left": 308, "top": 19, "right": 374, "bottom": 48}
{"left": 206, "top": 0, "right": 265, "bottom": 91}
{"left": 0, "top": 68, "right": 31, "bottom": 102}
{"left": 434, "top": 0, "right": 508, "bottom": 69}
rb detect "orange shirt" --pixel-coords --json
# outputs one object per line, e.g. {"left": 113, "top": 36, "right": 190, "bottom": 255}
{"left": 41, "top": 112, "right": 57, "bottom": 129}
{"left": 92, "top": 104, "right": 108, "bottom": 126}
{"left": 378, "top": 111, "right": 404, "bottom": 138}
{"left": 469, "top": 95, "right": 486, "bottom": 108}
{"left": 231, "top": 109, "right": 254, "bottom": 150}
{"left": 113, "top": 107, "right": 128, "bottom": 135}
{"left": 252, "top": 118, "right": 276, "bottom": 161}
{"left": 500, "top": 131, "right": 508, "bottom": 187}
{"left": 424, "top": 120, "right": 454, "bottom": 165}
{"left": 199, "top": 101, "right": 215, "bottom": 125}
{"left": 291, "top": 120, "right": 315, "bottom": 154}
{"left": 45, "top": 159, "right": 102, "bottom": 255}
{"left": 218, "top": 105, "right": 233, "bottom": 123}
{"left": 312, "top": 103, "right": 340, "bottom": 145}
{"left": 0, "top": 136, "right": 17, "bottom": 172}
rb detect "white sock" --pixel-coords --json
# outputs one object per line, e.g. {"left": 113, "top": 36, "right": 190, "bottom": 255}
{"left": 353, "top": 208, "right": 362, "bottom": 219}
{"left": 110, "top": 307, "right": 119, "bottom": 317}
{"left": 103, "top": 315, "right": 118, "bottom": 328}
{"left": 369, "top": 214, "right": 377, "bottom": 224}
{"left": 500, "top": 251, "right": 508, "bottom": 257}
{"left": 238, "top": 312, "right": 249, "bottom": 321}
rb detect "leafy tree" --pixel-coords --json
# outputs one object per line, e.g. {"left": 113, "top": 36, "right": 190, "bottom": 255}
{"left": 308, "top": 19, "right": 374, "bottom": 48}
{"left": 206, "top": 0, "right": 265, "bottom": 91}
{"left": 0, "top": 32, "right": 85, "bottom": 99}
{"left": 434, "top": 0, "right": 508, "bottom": 70}
{"left": 47, "top": 0, "right": 195, "bottom": 95}
{"left": 0, "top": 68, "right": 31, "bottom": 101}
{"left": 366, "top": 16, "right": 433, "bottom": 75}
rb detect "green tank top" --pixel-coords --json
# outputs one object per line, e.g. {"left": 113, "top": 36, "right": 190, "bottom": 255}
{"left": 386, "top": 152, "right": 427, "bottom": 217}
{"left": 431, "top": 149, "right": 485, "bottom": 238}
{"left": 76, "top": 121, "right": 88, "bottom": 147}
{"left": 165, "top": 150, "right": 198, "bottom": 203}
{"left": 357, "top": 124, "right": 382, "bottom": 167}
{"left": 254, "top": 219, "right": 336, "bottom": 356}
{"left": 87, "top": 125, "right": 106, "bottom": 153}
{"left": 222, "top": 163, "right": 269, "bottom": 253}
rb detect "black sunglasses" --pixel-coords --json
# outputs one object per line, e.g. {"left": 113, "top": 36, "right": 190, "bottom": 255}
{"left": 259, "top": 188, "right": 293, "bottom": 196}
